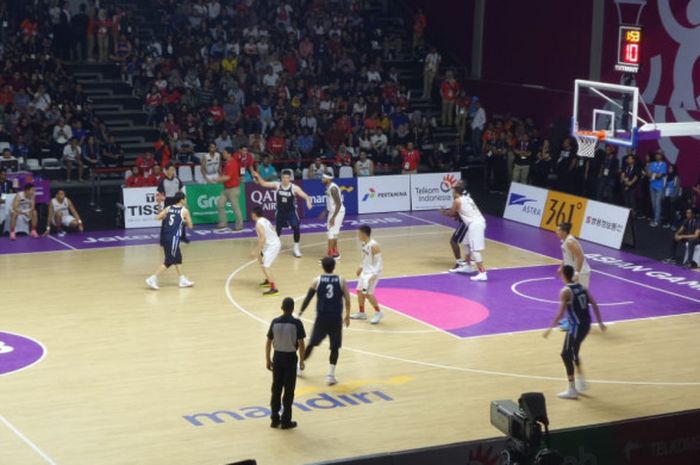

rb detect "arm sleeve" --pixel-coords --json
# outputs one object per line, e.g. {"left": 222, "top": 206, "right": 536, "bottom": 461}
{"left": 266, "top": 322, "right": 274, "bottom": 340}
{"left": 296, "top": 319, "right": 306, "bottom": 339}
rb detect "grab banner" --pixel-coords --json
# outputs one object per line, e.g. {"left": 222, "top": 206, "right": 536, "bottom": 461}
{"left": 410, "top": 172, "right": 461, "bottom": 210}
{"left": 123, "top": 187, "right": 162, "bottom": 228}
{"left": 184, "top": 184, "right": 246, "bottom": 225}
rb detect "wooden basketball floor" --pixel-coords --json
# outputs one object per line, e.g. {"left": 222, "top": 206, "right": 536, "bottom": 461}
{"left": 2, "top": 212, "right": 700, "bottom": 465}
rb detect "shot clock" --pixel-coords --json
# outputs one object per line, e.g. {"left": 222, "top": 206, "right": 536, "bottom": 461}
{"left": 615, "top": 25, "right": 642, "bottom": 73}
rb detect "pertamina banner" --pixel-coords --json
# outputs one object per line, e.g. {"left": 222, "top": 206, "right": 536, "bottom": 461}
{"left": 410, "top": 172, "right": 461, "bottom": 210}
{"left": 123, "top": 187, "right": 162, "bottom": 228}
{"left": 503, "top": 182, "right": 547, "bottom": 226}
{"left": 539, "top": 190, "right": 588, "bottom": 236}
{"left": 303, "top": 178, "right": 358, "bottom": 217}
{"left": 184, "top": 184, "right": 247, "bottom": 225}
{"left": 357, "top": 175, "right": 410, "bottom": 214}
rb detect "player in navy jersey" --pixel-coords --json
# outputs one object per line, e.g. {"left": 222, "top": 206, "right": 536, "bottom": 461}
{"left": 252, "top": 170, "right": 312, "bottom": 257}
{"left": 544, "top": 265, "right": 606, "bottom": 399}
{"left": 146, "top": 192, "right": 195, "bottom": 290}
{"left": 298, "top": 257, "right": 351, "bottom": 385}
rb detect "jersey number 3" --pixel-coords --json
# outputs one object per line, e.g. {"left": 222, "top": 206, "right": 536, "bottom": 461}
{"left": 325, "top": 284, "right": 334, "bottom": 299}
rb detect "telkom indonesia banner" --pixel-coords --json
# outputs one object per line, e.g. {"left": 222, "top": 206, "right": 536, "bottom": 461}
{"left": 410, "top": 172, "right": 461, "bottom": 210}
{"left": 357, "top": 175, "right": 411, "bottom": 214}
{"left": 123, "top": 187, "right": 161, "bottom": 228}
{"left": 303, "top": 178, "right": 358, "bottom": 217}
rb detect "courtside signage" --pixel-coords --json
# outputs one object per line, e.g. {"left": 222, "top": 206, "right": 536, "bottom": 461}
{"left": 503, "top": 182, "right": 547, "bottom": 227}
{"left": 579, "top": 200, "right": 630, "bottom": 249}
{"left": 303, "top": 178, "right": 358, "bottom": 216}
{"left": 358, "top": 175, "right": 410, "bottom": 214}
{"left": 540, "top": 190, "right": 588, "bottom": 236}
{"left": 184, "top": 184, "right": 246, "bottom": 225}
{"left": 410, "top": 172, "right": 461, "bottom": 210}
{"left": 123, "top": 187, "right": 162, "bottom": 228}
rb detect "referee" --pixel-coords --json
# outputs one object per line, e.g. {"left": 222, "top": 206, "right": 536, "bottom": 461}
{"left": 266, "top": 297, "right": 306, "bottom": 429}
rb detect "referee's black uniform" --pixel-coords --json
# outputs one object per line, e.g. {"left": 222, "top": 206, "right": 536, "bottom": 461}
{"left": 266, "top": 299, "right": 305, "bottom": 429}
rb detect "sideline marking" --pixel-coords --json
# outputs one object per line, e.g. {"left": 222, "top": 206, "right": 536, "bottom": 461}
{"left": 45, "top": 235, "right": 77, "bottom": 251}
{"left": 225, "top": 225, "right": 700, "bottom": 387}
{"left": 511, "top": 276, "right": 634, "bottom": 307}
{"left": 0, "top": 414, "right": 57, "bottom": 465}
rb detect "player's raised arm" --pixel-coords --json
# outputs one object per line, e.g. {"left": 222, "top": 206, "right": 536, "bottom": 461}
{"left": 292, "top": 184, "right": 313, "bottom": 210}
{"left": 253, "top": 171, "right": 279, "bottom": 190}
{"left": 441, "top": 196, "right": 461, "bottom": 217}
{"left": 544, "top": 287, "right": 570, "bottom": 338}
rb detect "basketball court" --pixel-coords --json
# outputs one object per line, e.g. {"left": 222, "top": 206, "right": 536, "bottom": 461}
{"left": 2, "top": 210, "right": 700, "bottom": 465}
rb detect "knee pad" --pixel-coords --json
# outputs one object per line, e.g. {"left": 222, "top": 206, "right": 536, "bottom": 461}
{"left": 470, "top": 250, "right": 482, "bottom": 263}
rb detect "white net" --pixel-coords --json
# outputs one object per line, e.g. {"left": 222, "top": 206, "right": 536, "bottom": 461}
{"left": 574, "top": 133, "right": 600, "bottom": 158}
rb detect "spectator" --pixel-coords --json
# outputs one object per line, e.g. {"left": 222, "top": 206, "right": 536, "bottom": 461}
{"left": 556, "top": 138, "right": 575, "bottom": 192}
{"left": 423, "top": 47, "right": 441, "bottom": 99}
{"left": 45, "top": 189, "right": 83, "bottom": 237}
{"left": 308, "top": 157, "right": 328, "bottom": 180}
{"left": 135, "top": 152, "right": 156, "bottom": 177}
{"left": 215, "top": 130, "right": 233, "bottom": 154}
{"left": 355, "top": 150, "right": 375, "bottom": 177}
{"left": 72, "top": 4, "right": 90, "bottom": 62}
{"left": 620, "top": 154, "right": 640, "bottom": 215}
{"left": 125, "top": 166, "right": 146, "bottom": 188}
{"left": 9, "top": 183, "right": 39, "bottom": 240}
{"left": 259, "top": 155, "right": 278, "bottom": 182}
{"left": 662, "top": 164, "right": 681, "bottom": 229}
{"left": 0, "top": 149, "right": 19, "bottom": 172}
{"left": 532, "top": 140, "right": 554, "bottom": 188}
{"left": 400, "top": 142, "right": 421, "bottom": 174}
{"left": 512, "top": 134, "right": 531, "bottom": 184}
{"left": 266, "top": 129, "right": 287, "bottom": 159}
{"left": 440, "top": 72, "right": 459, "bottom": 126}
{"left": 53, "top": 119, "right": 73, "bottom": 156}
{"left": 370, "top": 129, "right": 389, "bottom": 166}
{"left": 471, "top": 99, "right": 486, "bottom": 156}
{"left": 62, "top": 137, "right": 82, "bottom": 182}
{"left": 82, "top": 135, "right": 102, "bottom": 180}
{"left": 484, "top": 131, "right": 509, "bottom": 193}
{"left": 95, "top": 9, "right": 111, "bottom": 62}
{"left": 102, "top": 135, "right": 124, "bottom": 167}
{"left": 647, "top": 150, "right": 667, "bottom": 227}
{"left": 666, "top": 208, "right": 699, "bottom": 267}
{"left": 412, "top": 8, "right": 427, "bottom": 54}
{"left": 596, "top": 145, "right": 619, "bottom": 202}
{"left": 145, "top": 165, "right": 163, "bottom": 187}
{"left": 454, "top": 92, "right": 470, "bottom": 146}
{"left": 158, "top": 164, "right": 184, "bottom": 207}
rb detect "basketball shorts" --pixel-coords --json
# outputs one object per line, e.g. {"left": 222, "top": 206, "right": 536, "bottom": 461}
{"left": 463, "top": 220, "right": 486, "bottom": 251}
{"left": 276, "top": 210, "right": 299, "bottom": 229}
{"left": 309, "top": 314, "right": 343, "bottom": 350}
{"left": 327, "top": 208, "right": 345, "bottom": 239}
{"left": 451, "top": 221, "right": 468, "bottom": 244}
{"left": 162, "top": 237, "right": 182, "bottom": 267}
{"left": 54, "top": 214, "right": 75, "bottom": 228}
{"left": 357, "top": 271, "right": 380, "bottom": 294}
{"left": 262, "top": 242, "right": 281, "bottom": 268}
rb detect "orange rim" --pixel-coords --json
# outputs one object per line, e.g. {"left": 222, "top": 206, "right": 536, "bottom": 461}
{"left": 576, "top": 130, "right": 607, "bottom": 140}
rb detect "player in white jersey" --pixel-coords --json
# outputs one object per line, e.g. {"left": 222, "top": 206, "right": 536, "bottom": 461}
{"left": 442, "top": 184, "right": 488, "bottom": 281}
{"left": 9, "top": 183, "right": 39, "bottom": 240}
{"left": 555, "top": 222, "right": 591, "bottom": 287}
{"left": 350, "top": 225, "right": 384, "bottom": 324}
{"left": 252, "top": 170, "right": 312, "bottom": 257}
{"left": 200, "top": 143, "right": 221, "bottom": 183}
{"left": 45, "top": 189, "right": 83, "bottom": 237}
{"left": 320, "top": 173, "right": 345, "bottom": 259}
{"left": 555, "top": 222, "right": 591, "bottom": 330}
{"left": 252, "top": 206, "right": 282, "bottom": 296}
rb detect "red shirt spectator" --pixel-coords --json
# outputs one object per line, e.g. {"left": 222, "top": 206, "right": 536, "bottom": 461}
{"left": 401, "top": 145, "right": 421, "bottom": 172}
{"left": 0, "top": 86, "right": 14, "bottom": 106}
{"left": 163, "top": 88, "right": 181, "bottom": 105}
{"left": 335, "top": 115, "right": 352, "bottom": 135}
{"left": 364, "top": 116, "right": 379, "bottom": 130}
{"left": 282, "top": 52, "right": 298, "bottom": 76}
{"left": 126, "top": 169, "right": 146, "bottom": 187}
{"left": 145, "top": 90, "right": 163, "bottom": 108}
{"left": 223, "top": 152, "right": 241, "bottom": 189}
{"left": 20, "top": 19, "right": 38, "bottom": 37}
{"left": 266, "top": 134, "right": 286, "bottom": 156}
{"left": 237, "top": 149, "right": 255, "bottom": 173}
{"left": 144, "top": 173, "right": 161, "bottom": 187}
{"left": 135, "top": 153, "right": 156, "bottom": 176}
{"left": 440, "top": 79, "right": 459, "bottom": 102}
{"left": 413, "top": 13, "right": 427, "bottom": 35}
{"left": 243, "top": 103, "right": 261, "bottom": 120}
{"left": 154, "top": 139, "right": 171, "bottom": 167}
{"left": 209, "top": 103, "right": 225, "bottom": 123}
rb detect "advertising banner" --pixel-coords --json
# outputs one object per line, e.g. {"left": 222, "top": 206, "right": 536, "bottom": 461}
{"left": 409, "top": 172, "right": 461, "bottom": 211}
{"left": 303, "top": 178, "right": 358, "bottom": 217}
{"left": 245, "top": 182, "right": 303, "bottom": 221}
{"left": 357, "top": 175, "right": 411, "bottom": 214}
{"left": 579, "top": 200, "right": 630, "bottom": 249}
{"left": 184, "top": 184, "right": 246, "bottom": 225}
{"left": 539, "top": 190, "right": 589, "bottom": 236}
{"left": 7, "top": 173, "right": 50, "bottom": 203}
{"left": 503, "top": 182, "right": 548, "bottom": 227}
{"left": 123, "top": 187, "right": 161, "bottom": 229}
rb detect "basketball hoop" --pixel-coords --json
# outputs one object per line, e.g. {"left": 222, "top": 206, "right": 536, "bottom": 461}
{"left": 574, "top": 130, "right": 606, "bottom": 158}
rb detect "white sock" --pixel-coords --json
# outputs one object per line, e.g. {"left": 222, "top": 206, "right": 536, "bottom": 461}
{"left": 328, "top": 364, "right": 336, "bottom": 376}
{"left": 568, "top": 381, "right": 575, "bottom": 391}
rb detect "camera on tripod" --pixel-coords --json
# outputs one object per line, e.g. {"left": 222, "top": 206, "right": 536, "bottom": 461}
{"left": 490, "top": 393, "right": 562, "bottom": 465}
